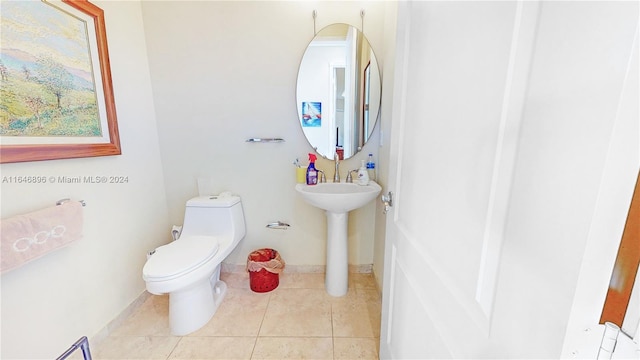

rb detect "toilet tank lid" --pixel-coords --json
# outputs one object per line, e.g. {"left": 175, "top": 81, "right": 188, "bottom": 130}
{"left": 186, "top": 195, "right": 241, "bottom": 208}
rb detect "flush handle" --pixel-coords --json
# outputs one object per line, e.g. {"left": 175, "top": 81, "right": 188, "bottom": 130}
{"left": 381, "top": 191, "right": 393, "bottom": 214}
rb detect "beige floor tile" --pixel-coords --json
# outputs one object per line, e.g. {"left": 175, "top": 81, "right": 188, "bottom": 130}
{"left": 110, "top": 295, "right": 171, "bottom": 337}
{"left": 260, "top": 289, "right": 332, "bottom": 337}
{"left": 278, "top": 272, "right": 326, "bottom": 289}
{"left": 332, "top": 296, "right": 378, "bottom": 338}
{"left": 92, "top": 336, "right": 180, "bottom": 359}
{"left": 333, "top": 337, "right": 378, "bottom": 360}
{"left": 251, "top": 337, "right": 333, "bottom": 360}
{"left": 168, "top": 336, "right": 256, "bottom": 360}
{"left": 64, "top": 350, "right": 86, "bottom": 360}
{"left": 349, "top": 273, "right": 378, "bottom": 290}
{"left": 189, "top": 288, "right": 270, "bottom": 337}
{"left": 94, "top": 272, "right": 382, "bottom": 360}
{"left": 221, "top": 271, "right": 251, "bottom": 289}
{"left": 356, "top": 288, "right": 381, "bottom": 303}
{"left": 357, "top": 289, "right": 382, "bottom": 338}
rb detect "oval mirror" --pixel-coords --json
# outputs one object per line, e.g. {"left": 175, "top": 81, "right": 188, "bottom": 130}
{"left": 296, "top": 23, "right": 381, "bottom": 160}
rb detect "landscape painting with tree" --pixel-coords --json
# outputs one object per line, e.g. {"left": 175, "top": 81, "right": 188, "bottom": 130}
{"left": 0, "top": 0, "right": 120, "bottom": 163}
{"left": 1, "top": 1, "right": 102, "bottom": 137}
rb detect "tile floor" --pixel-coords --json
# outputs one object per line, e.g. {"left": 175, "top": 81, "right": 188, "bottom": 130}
{"left": 88, "top": 272, "right": 381, "bottom": 359}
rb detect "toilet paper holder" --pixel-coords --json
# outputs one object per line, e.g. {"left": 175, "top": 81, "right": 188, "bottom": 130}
{"left": 266, "top": 221, "right": 290, "bottom": 230}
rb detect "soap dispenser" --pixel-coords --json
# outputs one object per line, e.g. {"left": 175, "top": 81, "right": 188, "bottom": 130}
{"left": 357, "top": 160, "right": 370, "bottom": 185}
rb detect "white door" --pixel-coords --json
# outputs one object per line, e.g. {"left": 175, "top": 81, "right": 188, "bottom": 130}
{"left": 379, "top": 1, "right": 538, "bottom": 358}
{"left": 379, "top": 1, "right": 639, "bottom": 358}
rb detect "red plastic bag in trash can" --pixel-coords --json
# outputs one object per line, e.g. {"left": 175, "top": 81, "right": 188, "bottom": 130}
{"left": 246, "top": 248, "right": 285, "bottom": 292}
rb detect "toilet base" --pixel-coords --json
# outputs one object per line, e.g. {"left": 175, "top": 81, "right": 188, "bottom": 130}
{"left": 168, "top": 278, "right": 227, "bottom": 336}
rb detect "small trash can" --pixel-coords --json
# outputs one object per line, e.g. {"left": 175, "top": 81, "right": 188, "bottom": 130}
{"left": 246, "top": 248, "right": 285, "bottom": 293}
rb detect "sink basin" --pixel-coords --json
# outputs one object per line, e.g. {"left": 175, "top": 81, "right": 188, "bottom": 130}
{"left": 295, "top": 181, "right": 382, "bottom": 213}
{"left": 295, "top": 181, "right": 382, "bottom": 297}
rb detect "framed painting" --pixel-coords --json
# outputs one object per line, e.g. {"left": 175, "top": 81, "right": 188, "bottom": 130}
{"left": 0, "top": 0, "right": 120, "bottom": 163}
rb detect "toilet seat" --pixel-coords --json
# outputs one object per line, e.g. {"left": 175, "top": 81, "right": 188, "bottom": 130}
{"left": 143, "top": 236, "right": 220, "bottom": 282}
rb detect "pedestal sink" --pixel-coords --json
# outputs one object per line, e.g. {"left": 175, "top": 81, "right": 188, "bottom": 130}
{"left": 295, "top": 181, "right": 382, "bottom": 296}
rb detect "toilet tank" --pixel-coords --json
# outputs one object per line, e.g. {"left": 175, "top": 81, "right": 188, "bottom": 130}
{"left": 180, "top": 195, "right": 246, "bottom": 243}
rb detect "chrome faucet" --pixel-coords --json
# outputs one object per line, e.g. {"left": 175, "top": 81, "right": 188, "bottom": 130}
{"left": 317, "top": 170, "right": 327, "bottom": 183}
{"left": 346, "top": 169, "right": 358, "bottom": 183}
{"left": 333, "top": 153, "right": 340, "bottom": 183}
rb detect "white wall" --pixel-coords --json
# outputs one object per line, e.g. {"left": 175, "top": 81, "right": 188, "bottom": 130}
{"left": 0, "top": 2, "right": 169, "bottom": 358}
{"left": 140, "top": 1, "right": 392, "bottom": 271}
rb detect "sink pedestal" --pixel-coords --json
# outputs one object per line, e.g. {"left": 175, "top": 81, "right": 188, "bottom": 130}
{"left": 325, "top": 211, "right": 348, "bottom": 296}
{"left": 294, "top": 182, "right": 381, "bottom": 297}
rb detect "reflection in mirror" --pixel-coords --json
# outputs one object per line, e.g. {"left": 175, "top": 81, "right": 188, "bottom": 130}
{"left": 296, "top": 23, "right": 381, "bottom": 160}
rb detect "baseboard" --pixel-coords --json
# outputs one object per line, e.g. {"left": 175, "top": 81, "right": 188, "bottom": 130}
{"left": 221, "top": 262, "right": 373, "bottom": 274}
{"left": 350, "top": 263, "right": 373, "bottom": 273}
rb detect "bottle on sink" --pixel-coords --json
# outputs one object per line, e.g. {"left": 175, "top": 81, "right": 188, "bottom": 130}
{"left": 306, "top": 153, "right": 318, "bottom": 185}
{"left": 357, "top": 160, "right": 370, "bottom": 186}
{"left": 366, "top": 153, "right": 376, "bottom": 181}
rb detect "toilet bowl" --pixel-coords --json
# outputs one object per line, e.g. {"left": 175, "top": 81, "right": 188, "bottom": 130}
{"left": 143, "top": 194, "right": 246, "bottom": 336}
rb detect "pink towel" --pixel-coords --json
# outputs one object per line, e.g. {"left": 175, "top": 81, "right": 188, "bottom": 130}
{"left": 1, "top": 201, "right": 84, "bottom": 274}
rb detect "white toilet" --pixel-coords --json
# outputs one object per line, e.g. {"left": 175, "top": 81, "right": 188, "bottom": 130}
{"left": 142, "top": 193, "right": 246, "bottom": 335}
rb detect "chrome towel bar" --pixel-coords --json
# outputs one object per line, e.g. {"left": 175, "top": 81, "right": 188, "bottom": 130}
{"left": 56, "top": 198, "right": 86, "bottom": 207}
{"left": 246, "top": 138, "right": 285, "bottom": 143}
